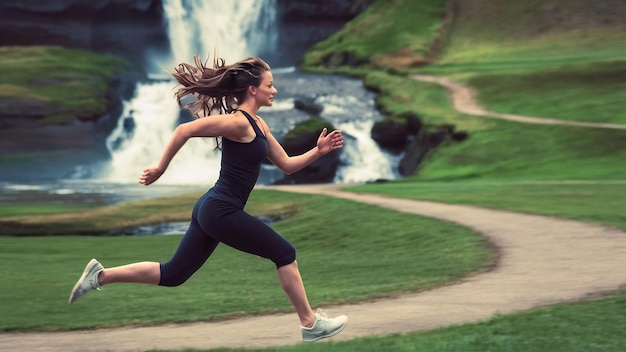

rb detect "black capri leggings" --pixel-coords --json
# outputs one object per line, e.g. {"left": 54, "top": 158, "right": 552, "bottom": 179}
{"left": 159, "top": 193, "right": 296, "bottom": 287}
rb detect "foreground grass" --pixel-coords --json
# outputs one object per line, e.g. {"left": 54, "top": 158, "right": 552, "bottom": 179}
{"left": 167, "top": 290, "right": 626, "bottom": 352}
{"left": 0, "top": 190, "right": 491, "bottom": 331}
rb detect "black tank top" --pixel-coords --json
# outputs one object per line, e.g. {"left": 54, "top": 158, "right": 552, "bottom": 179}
{"left": 207, "top": 110, "right": 268, "bottom": 208}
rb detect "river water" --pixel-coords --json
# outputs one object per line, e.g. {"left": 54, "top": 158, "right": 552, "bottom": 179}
{"left": 1, "top": 68, "right": 399, "bottom": 204}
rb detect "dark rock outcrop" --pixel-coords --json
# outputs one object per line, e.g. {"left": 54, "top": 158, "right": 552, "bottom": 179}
{"left": 397, "top": 124, "right": 469, "bottom": 177}
{"left": 272, "top": 0, "right": 367, "bottom": 67}
{"left": 371, "top": 113, "right": 424, "bottom": 154}
{"left": 370, "top": 112, "right": 469, "bottom": 177}
{"left": 274, "top": 116, "right": 341, "bottom": 184}
{"left": 0, "top": 0, "right": 169, "bottom": 65}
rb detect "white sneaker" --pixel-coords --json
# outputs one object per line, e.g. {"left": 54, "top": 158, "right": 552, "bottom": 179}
{"left": 301, "top": 308, "right": 348, "bottom": 342}
{"left": 68, "top": 258, "right": 103, "bottom": 304}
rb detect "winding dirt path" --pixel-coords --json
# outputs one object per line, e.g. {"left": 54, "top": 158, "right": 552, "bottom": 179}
{"left": 412, "top": 74, "right": 626, "bottom": 130}
{"left": 2, "top": 183, "right": 625, "bottom": 351}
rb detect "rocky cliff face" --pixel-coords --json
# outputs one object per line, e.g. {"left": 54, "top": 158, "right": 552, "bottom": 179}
{"left": 0, "top": 0, "right": 169, "bottom": 65}
{"left": 0, "top": 0, "right": 363, "bottom": 181}
{"left": 0, "top": 0, "right": 363, "bottom": 67}
{"left": 273, "top": 0, "right": 366, "bottom": 66}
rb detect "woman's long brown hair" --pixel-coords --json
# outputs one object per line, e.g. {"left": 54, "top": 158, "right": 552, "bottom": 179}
{"left": 170, "top": 54, "right": 271, "bottom": 118}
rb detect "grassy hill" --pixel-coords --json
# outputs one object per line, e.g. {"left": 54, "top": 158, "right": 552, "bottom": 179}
{"left": 0, "top": 46, "right": 132, "bottom": 126}
{"left": 438, "top": 0, "right": 626, "bottom": 65}
{"left": 300, "top": 0, "right": 626, "bottom": 232}
{"left": 301, "top": 0, "right": 626, "bottom": 182}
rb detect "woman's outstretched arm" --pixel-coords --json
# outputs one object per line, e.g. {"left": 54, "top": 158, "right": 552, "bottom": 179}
{"left": 139, "top": 124, "right": 189, "bottom": 185}
{"left": 139, "top": 114, "right": 248, "bottom": 185}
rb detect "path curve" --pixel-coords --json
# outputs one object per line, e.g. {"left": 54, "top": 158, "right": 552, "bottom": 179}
{"left": 412, "top": 74, "right": 626, "bottom": 130}
{"left": 2, "top": 183, "right": 626, "bottom": 351}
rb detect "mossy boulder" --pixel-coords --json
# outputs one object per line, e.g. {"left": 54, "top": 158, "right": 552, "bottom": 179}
{"left": 0, "top": 46, "right": 137, "bottom": 151}
{"left": 276, "top": 116, "right": 341, "bottom": 184}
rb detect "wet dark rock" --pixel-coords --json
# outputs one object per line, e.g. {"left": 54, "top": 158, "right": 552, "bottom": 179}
{"left": 425, "top": 129, "right": 448, "bottom": 149}
{"left": 371, "top": 118, "right": 411, "bottom": 153}
{"left": 294, "top": 98, "right": 324, "bottom": 115}
{"left": 368, "top": 112, "right": 469, "bottom": 177}
{"left": 404, "top": 113, "right": 423, "bottom": 135}
{"left": 274, "top": 116, "right": 340, "bottom": 184}
{"left": 371, "top": 113, "right": 424, "bottom": 154}
{"left": 452, "top": 131, "right": 469, "bottom": 141}
{"left": 321, "top": 51, "right": 369, "bottom": 69}
{"left": 277, "top": 0, "right": 366, "bottom": 19}
{"left": 397, "top": 124, "right": 470, "bottom": 177}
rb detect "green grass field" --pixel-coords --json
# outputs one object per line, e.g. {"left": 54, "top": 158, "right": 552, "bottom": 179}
{"left": 421, "top": 60, "right": 626, "bottom": 124}
{"left": 0, "top": 190, "right": 491, "bottom": 331}
{"left": 2, "top": 0, "right": 626, "bottom": 350}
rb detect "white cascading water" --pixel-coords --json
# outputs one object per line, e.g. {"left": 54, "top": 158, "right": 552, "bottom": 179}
{"left": 160, "top": 0, "right": 277, "bottom": 67}
{"left": 102, "top": 0, "right": 277, "bottom": 184}
{"left": 101, "top": 0, "right": 399, "bottom": 185}
{"left": 314, "top": 93, "right": 400, "bottom": 183}
{"left": 335, "top": 120, "right": 400, "bottom": 183}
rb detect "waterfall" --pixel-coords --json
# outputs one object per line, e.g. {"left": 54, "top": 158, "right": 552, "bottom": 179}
{"left": 312, "top": 92, "right": 400, "bottom": 183}
{"left": 159, "top": 0, "right": 277, "bottom": 67}
{"left": 99, "top": 0, "right": 399, "bottom": 185}
{"left": 335, "top": 120, "right": 400, "bottom": 183}
{"left": 101, "top": 0, "right": 277, "bottom": 184}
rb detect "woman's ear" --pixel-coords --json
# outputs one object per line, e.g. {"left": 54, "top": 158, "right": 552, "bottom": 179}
{"left": 248, "top": 85, "right": 257, "bottom": 96}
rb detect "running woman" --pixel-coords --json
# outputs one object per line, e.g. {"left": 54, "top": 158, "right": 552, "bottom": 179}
{"left": 68, "top": 55, "right": 347, "bottom": 342}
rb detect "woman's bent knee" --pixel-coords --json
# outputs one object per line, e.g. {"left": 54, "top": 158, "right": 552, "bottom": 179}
{"left": 158, "top": 262, "right": 193, "bottom": 287}
{"left": 274, "top": 246, "right": 296, "bottom": 269}
{"left": 159, "top": 276, "right": 190, "bottom": 287}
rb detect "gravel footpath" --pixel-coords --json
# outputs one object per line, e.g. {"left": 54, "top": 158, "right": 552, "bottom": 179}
{"left": 412, "top": 74, "right": 626, "bottom": 130}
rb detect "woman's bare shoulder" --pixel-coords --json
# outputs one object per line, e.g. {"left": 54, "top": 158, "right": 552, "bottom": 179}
{"left": 206, "top": 111, "right": 249, "bottom": 126}
{"left": 183, "top": 111, "right": 249, "bottom": 138}
{"left": 254, "top": 114, "right": 272, "bottom": 133}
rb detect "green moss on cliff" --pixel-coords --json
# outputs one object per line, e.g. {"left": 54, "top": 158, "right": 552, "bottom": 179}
{"left": 0, "top": 46, "right": 133, "bottom": 125}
